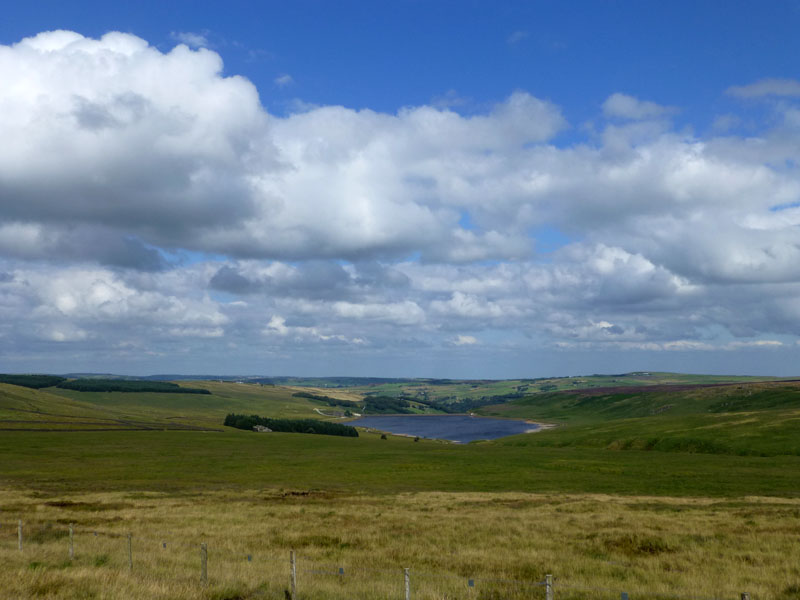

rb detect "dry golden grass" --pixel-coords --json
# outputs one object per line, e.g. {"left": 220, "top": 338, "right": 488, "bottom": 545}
{"left": 287, "top": 386, "right": 364, "bottom": 403}
{"left": 2, "top": 489, "right": 799, "bottom": 599}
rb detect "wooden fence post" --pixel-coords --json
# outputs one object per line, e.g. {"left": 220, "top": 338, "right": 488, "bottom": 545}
{"left": 69, "top": 523, "right": 74, "bottom": 559}
{"left": 200, "top": 543, "right": 208, "bottom": 586}
{"left": 404, "top": 567, "right": 410, "bottom": 600}
{"left": 545, "top": 574, "right": 553, "bottom": 600}
{"left": 127, "top": 534, "right": 133, "bottom": 571}
{"left": 17, "top": 519, "right": 22, "bottom": 551}
{"left": 290, "top": 550, "right": 297, "bottom": 600}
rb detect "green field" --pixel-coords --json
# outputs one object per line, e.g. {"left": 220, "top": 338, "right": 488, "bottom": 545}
{"left": 3, "top": 429, "right": 800, "bottom": 497}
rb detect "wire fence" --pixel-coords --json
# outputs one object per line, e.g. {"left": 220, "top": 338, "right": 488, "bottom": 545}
{"left": 1, "top": 519, "right": 755, "bottom": 600}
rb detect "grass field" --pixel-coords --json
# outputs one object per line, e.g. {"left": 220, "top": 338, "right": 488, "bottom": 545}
{"left": 3, "top": 489, "right": 800, "bottom": 600}
{"left": 2, "top": 374, "right": 800, "bottom": 598}
{"left": 3, "top": 429, "right": 800, "bottom": 497}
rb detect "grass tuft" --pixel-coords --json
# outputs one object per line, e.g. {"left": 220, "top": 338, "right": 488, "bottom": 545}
{"left": 602, "top": 533, "right": 675, "bottom": 556}
{"left": 92, "top": 554, "right": 110, "bottom": 567}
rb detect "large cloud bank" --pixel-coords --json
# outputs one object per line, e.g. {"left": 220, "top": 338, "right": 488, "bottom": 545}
{"left": 2, "top": 31, "right": 800, "bottom": 374}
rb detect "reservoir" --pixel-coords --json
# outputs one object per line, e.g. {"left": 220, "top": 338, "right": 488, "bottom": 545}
{"left": 350, "top": 414, "right": 537, "bottom": 443}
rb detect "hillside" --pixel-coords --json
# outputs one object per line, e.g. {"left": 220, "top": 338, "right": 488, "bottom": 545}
{"left": 0, "top": 380, "right": 333, "bottom": 431}
{"left": 335, "top": 371, "right": 784, "bottom": 406}
{"left": 480, "top": 380, "right": 800, "bottom": 456}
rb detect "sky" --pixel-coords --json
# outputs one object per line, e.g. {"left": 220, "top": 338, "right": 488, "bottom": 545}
{"left": 2, "top": 1, "right": 800, "bottom": 378}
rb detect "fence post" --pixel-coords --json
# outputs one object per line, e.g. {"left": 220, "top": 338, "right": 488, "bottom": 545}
{"left": 290, "top": 550, "right": 297, "bottom": 600}
{"left": 545, "top": 574, "right": 553, "bottom": 600}
{"left": 404, "top": 567, "right": 410, "bottom": 600}
{"left": 18, "top": 519, "right": 22, "bottom": 551}
{"left": 200, "top": 543, "right": 208, "bottom": 586}
{"left": 741, "top": 594, "right": 750, "bottom": 600}
{"left": 69, "top": 523, "right": 74, "bottom": 559}
{"left": 127, "top": 533, "right": 133, "bottom": 571}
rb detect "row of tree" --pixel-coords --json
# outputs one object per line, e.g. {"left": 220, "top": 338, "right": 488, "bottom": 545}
{"left": 293, "top": 391, "right": 416, "bottom": 415}
{"left": 362, "top": 395, "right": 414, "bottom": 414}
{"left": 0, "top": 374, "right": 212, "bottom": 394}
{"left": 223, "top": 413, "right": 359, "bottom": 437}
{"left": 0, "top": 374, "right": 66, "bottom": 389}
{"left": 291, "top": 391, "right": 355, "bottom": 408}
{"left": 56, "top": 379, "right": 211, "bottom": 394}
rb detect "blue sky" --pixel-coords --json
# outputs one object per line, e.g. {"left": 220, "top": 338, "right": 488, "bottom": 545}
{"left": 6, "top": 1, "right": 798, "bottom": 122}
{"left": 1, "top": 2, "right": 800, "bottom": 377}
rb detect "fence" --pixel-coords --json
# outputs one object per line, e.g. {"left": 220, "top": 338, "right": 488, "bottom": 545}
{"left": 3, "top": 519, "right": 756, "bottom": 600}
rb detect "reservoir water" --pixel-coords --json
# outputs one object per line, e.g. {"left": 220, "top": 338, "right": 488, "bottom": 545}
{"left": 350, "top": 414, "right": 537, "bottom": 443}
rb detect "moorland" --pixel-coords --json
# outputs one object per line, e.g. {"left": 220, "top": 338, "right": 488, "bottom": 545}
{"left": 1, "top": 372, "right": 799, "bottom": 599}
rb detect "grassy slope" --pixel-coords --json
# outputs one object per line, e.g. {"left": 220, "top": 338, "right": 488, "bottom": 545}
{"left": 0, "top": 383, "right": 166, "bottom": 430}
{"left": 1, "top": 381, "right": 330, "bottom": 430}
{"left": 480, "top": 380, "right": 800, "bottom": 456}
{"left": 286, "top": 386, "right": 363, "bottom": 402}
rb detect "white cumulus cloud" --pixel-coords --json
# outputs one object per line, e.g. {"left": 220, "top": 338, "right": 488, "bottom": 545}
{"left": 726, "top": 78, "right": 800, "bottom": 98}
{"left": 1, "top": 34, "right": 800, "bottom": 373}
{"left": 170, "top": 31, "right": 210, "bottom": 48}
{"left": 602, "top": 93, "right": 677, "bottom": 120}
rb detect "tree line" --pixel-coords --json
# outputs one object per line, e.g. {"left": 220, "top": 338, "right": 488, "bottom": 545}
{"left": 0, "top": 374, "right": 211, "bottom": 394}
{"left": 0, "top": 374, "right": 67, "bottom": 389}
{"left": 292, "top": 391, "right": 416, "bottom": 415}
{"left": 362, "top": 395, "right": 413, "bottom": 414}
{"left": 224, "top": 413, "right": 359, "bottom": 437}
{"left": 56, "top": 379, "right": 211, "bottom": 394}
{"left": 291, "top": 391, "right": 355, "bottom": 408}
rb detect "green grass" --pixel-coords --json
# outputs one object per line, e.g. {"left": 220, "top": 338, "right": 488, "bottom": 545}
{"left": 496, "top": 410, "right": 800, "bottom": 456}
{"left": 479, "top": 380, "right": 800, "bottom": 456}
{"left": 1, "top": 381, "right": 328, "bottom": 430}
{"left": 1, "top": 429, "right": 799, "bottom": 498}
{"left": 479, "top": 380, "right": 800, "bottom": 422}
{"left": 4, "top": 375, "right": 800, "bottom": 499}
{"left": 0, "top": 384, "right": 134, "bottom": 425}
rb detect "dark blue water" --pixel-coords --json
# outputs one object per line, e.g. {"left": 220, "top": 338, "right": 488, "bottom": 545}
{"left": 350, "top": 415, "right": 537, "bottom": 443}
